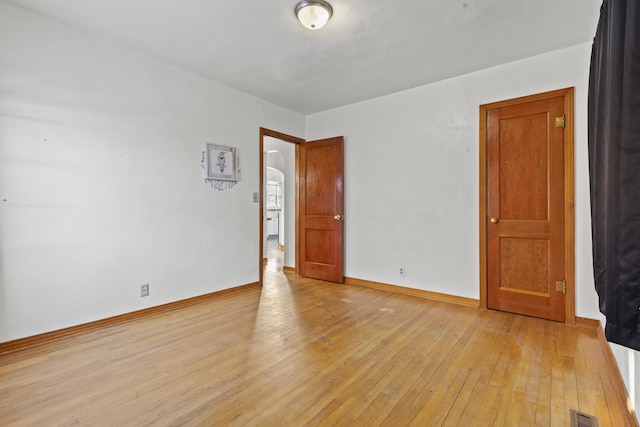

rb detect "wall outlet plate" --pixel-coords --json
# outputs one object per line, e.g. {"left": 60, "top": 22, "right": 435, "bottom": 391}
{"left": 141, "top": 284, "right": 149, "bottom": 297}
{"left": 253, "top": 192, "right": 259, "bottom": 203}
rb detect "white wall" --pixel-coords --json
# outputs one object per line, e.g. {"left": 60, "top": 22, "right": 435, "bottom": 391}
{"left": 0, "top": 2, "right": 304, "bottom": 342}
{"left": 306, "top": 42, "right": 598, "bottom": 319}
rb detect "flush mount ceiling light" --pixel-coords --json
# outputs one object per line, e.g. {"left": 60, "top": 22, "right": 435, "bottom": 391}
{"left": 295, "top": 0, "right": 333, "bottom": 30}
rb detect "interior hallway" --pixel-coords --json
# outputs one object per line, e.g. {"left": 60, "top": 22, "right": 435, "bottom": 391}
{"left": 265, "top": 235, "right": 284, "bottom": 273}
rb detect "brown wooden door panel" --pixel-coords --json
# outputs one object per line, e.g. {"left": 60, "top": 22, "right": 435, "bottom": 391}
{"left": 299, "top": 136, "right": 344, "bottom": 283}
{"left": 485, "top": 92, "right": 567, "bottom": 322}
{"left": 498, "top": 220, "right": 550, "bottom": 235}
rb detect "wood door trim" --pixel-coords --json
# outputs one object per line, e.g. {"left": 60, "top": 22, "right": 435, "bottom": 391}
{"left": 478, "top": 88, "right": 575, "bottom": 324}
{"left": 259, "top": 128, "right": 305, "bottom": 286}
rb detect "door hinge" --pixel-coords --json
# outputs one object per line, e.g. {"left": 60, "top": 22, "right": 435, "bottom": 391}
{"left": 555, "top": 115, "right": 566, "bottom": 128}
{"left": 555, "top": 280, "right": 566, "bottom": 295}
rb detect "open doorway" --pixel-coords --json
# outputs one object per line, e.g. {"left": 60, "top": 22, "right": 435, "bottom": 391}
{"left": 264, "top": 162, "right": 285, "bottom": 271}
{"left": 259, "top": 129, "right": 304, "bottom": 286}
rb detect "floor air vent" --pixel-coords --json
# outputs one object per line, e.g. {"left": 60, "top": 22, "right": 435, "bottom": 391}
{"left": 570, "top": 409, "right": 599, "bottom": 427}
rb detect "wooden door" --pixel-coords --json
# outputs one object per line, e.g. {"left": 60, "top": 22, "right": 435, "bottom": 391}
{"left": 482, "top": 89, "right": 573, "bottom": 322}
{"left": 299, "top": 136, "right": 344, "bottom": 283}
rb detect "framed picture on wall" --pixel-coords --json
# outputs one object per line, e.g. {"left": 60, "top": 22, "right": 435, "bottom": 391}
{"left": 206, "top": 144, "right": 237, "bottom": 181}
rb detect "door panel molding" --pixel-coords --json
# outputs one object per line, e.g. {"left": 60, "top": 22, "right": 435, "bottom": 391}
{"left": 479, "top": 88, "right": 575, "bottom": 324}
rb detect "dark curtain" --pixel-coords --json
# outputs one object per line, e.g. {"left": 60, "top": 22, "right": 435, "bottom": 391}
{"left": 588, "top": 0, "right": 640, "bottom": 350}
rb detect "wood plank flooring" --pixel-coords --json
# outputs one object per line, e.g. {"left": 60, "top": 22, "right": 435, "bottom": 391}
{"left": 0, "top": 271, "right": 636, "bottom": 426}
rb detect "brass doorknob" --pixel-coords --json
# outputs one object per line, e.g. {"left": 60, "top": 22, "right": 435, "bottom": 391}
{"left": 334, "top": 214, "right": 343, "bottom": 220}
{"left": 490, "top": 217, "right": 499, "bottom": 224}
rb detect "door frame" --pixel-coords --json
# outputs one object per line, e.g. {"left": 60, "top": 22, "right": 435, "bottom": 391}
{"left": 478, "top": 87, "right": 575, "bottom": 324}
{"left": 259, "top": 128, "right": 305, "bottom": 286}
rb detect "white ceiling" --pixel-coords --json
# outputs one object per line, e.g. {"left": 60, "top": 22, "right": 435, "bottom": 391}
{"left": 4, "top": 0, "right": 602, "bottom": 114}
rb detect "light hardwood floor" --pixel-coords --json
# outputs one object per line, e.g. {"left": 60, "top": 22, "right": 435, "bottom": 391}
{"left": 0, "top": 271, "right": 636, "bottom": 426}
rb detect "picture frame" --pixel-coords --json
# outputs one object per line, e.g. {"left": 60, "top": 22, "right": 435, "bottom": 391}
{"left": 206, "top": 143, "right": 237, "bottom": 181}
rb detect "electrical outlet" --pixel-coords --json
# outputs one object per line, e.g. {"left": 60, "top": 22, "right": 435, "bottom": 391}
{"left": 399, "top": 267, "right": 406, "bottom": 277}
{"left": 253, "top": 192, "right": 259, "bottom": 203}
{"left": 141, "top": 284, "right": 149, "bottom": 297}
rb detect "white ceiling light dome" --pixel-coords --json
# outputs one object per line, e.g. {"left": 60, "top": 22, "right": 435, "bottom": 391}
{"left": 295, "top": 0, "right": 333, "bottom": 30}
